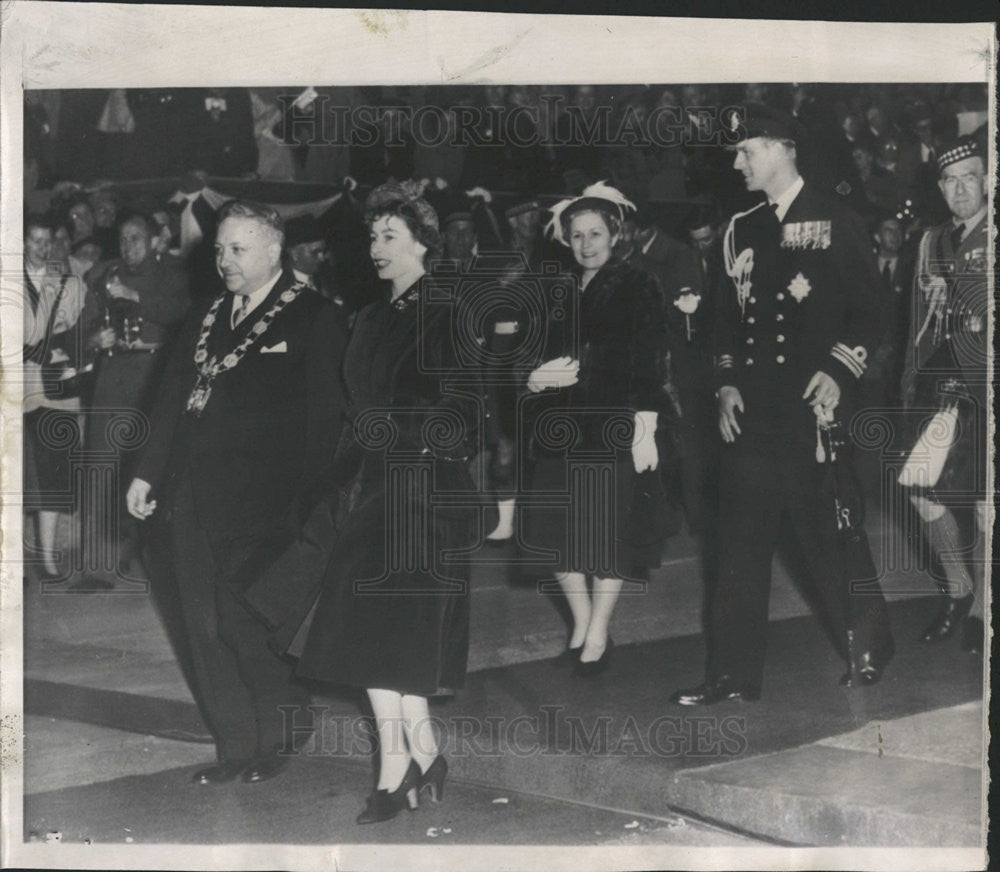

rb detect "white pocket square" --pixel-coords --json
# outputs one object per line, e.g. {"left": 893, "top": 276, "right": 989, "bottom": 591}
{"left": 260, "top": 341, "right": 287, "bottom": 354}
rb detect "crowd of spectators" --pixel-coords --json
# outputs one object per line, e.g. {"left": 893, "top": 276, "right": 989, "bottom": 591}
{"left": 20, "top": 81, "right": 988, "bottom": 585}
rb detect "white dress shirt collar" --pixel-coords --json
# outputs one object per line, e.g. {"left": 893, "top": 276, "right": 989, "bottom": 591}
{"left": 232, "top": 270, "right": 282, "bottom": 323}
{"left": 768, "top": 176, "right": 805, "bottom": 222}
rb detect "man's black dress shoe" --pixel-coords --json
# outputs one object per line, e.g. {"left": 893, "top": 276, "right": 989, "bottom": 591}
{"left": 192, "top": 760, "right": 249, "bottom": 785}
{"left": 841, "top": 630, "right": 894, "bottom": 687}
{"left": 961, "top": 616, "right": 984, "bottom": 654}
{"left": 669, "top": 675, "right": 760, "bottom": 706}
{"left": 242, "top": 753, "right": 290, "bottom": 784}
{"left": 919, "top": 593, "right": 973, "bottom": 642}
{"left": 840, "top": 651, "right": 886, "bottom": 687}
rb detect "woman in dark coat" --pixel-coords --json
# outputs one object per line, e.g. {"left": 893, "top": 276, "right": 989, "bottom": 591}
{"left": 294, "top": 181, "right": 479, "bottom": 823}
{"left": 521, "top": 183, "right": 672, "bottom": 676}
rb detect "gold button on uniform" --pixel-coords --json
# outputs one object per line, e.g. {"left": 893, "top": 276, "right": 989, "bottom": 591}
{"left": 749, "top": 296, "right": 756, "bottom": 304}
{"left": 776, "top": 292, "right": 785, "bottom": 300}
{"left": 747, "top": 316, "right": 755, "bottom": 324}
{"left": 746, "top": 357, "right": 754, "bottom": 365}
{"left": 776, "top": 355, "right": 785, "bottom": 364}
{"left": 776, "top": 313, "right": 784, "bottom": 321}
{"left": 746, "top": 337, "right": 754, "bottom": 345}
{"left": 777, "top": 335, "right": 785, "bottom": 343}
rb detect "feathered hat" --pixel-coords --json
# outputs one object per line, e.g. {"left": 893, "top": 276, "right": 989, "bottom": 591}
{"left": 544, "top": 181, "right": 636, "bottom": 246}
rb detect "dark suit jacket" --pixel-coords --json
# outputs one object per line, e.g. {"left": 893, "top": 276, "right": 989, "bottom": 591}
{"left": 135, "top": 270, "right": 347, "bottom": 580}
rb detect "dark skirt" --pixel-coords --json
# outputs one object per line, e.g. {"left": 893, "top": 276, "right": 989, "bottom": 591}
{"left": 295, "top": 465, "right": 474, "bottom": 697}
{"left": 521, "top": 447, "right": 670, "bottom": 578}
{"left": 23, "top": 407, "right": 82, "bottom": 503}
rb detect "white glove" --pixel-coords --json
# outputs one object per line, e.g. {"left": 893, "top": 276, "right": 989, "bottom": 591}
{"left": 631, "top": 411, "right": 659, "bottom": 472}
{"left": 527, "top": 357, "right": 580, "bottom": 393}
{"left": 126, "top": 478, "right": 157, "bottom": 520}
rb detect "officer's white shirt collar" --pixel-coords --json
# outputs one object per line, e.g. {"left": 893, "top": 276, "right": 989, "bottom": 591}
{"left": 232, "top": 269, "right": 281, "bottom": 322}
{"left": 768, "top": 176, "right": 805, "bottom": 223}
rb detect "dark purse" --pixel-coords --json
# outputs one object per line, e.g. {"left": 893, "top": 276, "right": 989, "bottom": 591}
{"left": 624, "top": 468, "right": 675, "bottom": 548}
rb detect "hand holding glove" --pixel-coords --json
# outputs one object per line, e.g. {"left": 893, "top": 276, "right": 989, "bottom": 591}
{"left": 527, "top": 356, "right": 580, "bottom": 393}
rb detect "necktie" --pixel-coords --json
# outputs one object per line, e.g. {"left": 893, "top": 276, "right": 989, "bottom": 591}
{"left": 232, "top": 295, "right": 251, "bottom": 328}
{"left": 881, "top": 260, "right": 893, "bottom": 287}
{"left": 950, "top": 223, "right": 965, "bottom": 253}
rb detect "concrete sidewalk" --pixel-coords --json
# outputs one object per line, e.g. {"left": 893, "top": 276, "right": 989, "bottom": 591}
{"left": 670, "top": 701, "right": 984, "bottom": 847}
{"left": 13, "top": 505, "right": 988, "bottom": 853}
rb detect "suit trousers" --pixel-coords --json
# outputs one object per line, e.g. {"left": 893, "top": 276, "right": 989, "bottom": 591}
{"left": 708, "top": 433, "right": 849, "bottom": 692}
{"left": 169, "top": 470, "right": 309, "bottom": 761}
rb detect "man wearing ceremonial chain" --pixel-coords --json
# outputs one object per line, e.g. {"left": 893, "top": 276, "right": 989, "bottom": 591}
{"left": 672, "top": 105, "right": 890, "bottom": 706}
{"left": 126, "top": 200, "right": 347, "bottom": 785}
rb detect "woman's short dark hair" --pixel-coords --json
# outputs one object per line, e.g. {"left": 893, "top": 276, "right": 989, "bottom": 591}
{"left": 365, "top": 199, "right": 443, "bottom": 267}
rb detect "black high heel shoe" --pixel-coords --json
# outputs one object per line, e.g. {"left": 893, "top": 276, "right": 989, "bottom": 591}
{"left": 356, "top": 759, "right": 420, "bottom": 824}
{"left": 557, "top": 642, "right": 584, "bottom": 665}
{"left": 418, "top": 755, "right": 448, "bottom": 802}
{"left": 574, "top": 636, "right": 614, "bottom": 677}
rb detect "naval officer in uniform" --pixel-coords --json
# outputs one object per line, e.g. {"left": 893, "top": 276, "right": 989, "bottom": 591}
{"left": 671, "top": 105, "right": 890, "bottom": 705}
